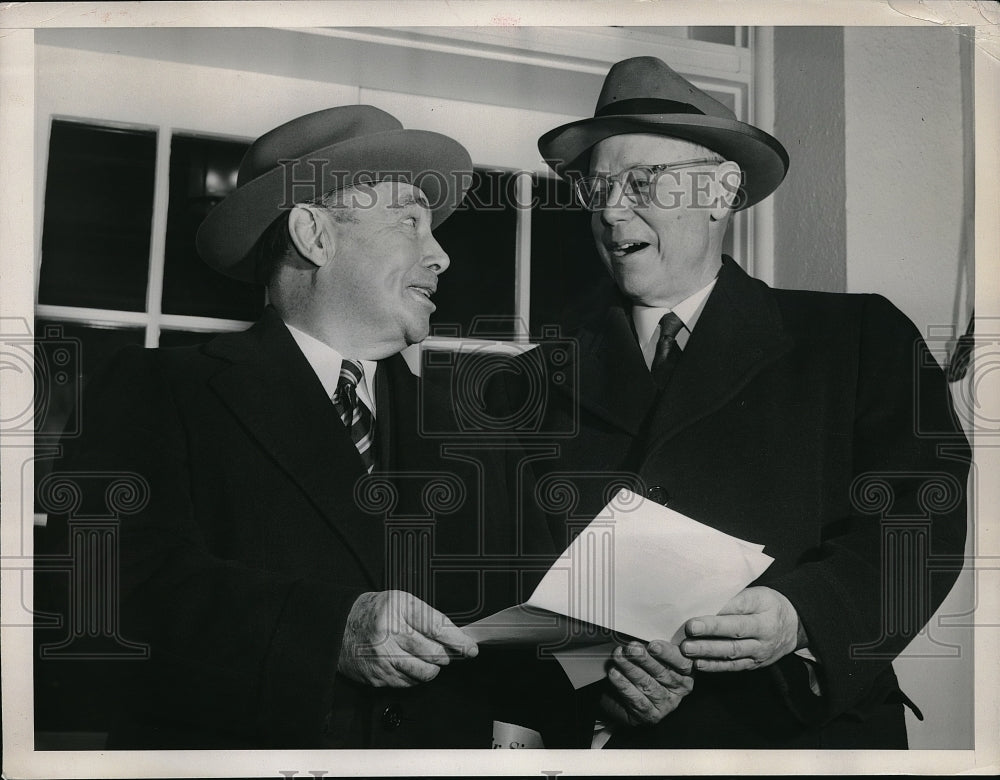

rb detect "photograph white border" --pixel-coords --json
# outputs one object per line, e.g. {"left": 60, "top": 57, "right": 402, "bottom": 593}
{"left": 2, "top": 2, "right": 998, "bottom": 777}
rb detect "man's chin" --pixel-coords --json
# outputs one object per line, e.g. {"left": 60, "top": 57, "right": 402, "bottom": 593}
{"left": 615, "top": 274, "right": 657, "bottom": 302}
{"left": 403, "top": 320, "right": 432, "bottom": 347}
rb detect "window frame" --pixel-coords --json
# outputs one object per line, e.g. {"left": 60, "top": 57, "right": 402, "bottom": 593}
{"left": 34, "top": 26, "right": 762, "bottom": 349}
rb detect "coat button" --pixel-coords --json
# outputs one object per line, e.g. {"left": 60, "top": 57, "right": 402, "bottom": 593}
{"left": 646, "top": 486, "right": 669, "bottom": 505}
{"left": 381, "top": 705, "right": 402, "bottom": 730}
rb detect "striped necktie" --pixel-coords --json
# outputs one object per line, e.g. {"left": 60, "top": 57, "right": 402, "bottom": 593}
{"left": 650, "top": 312, "right": 685, "bottom": 389}
{"left": 332, "top": 359, "right": 375, "bottom": 473}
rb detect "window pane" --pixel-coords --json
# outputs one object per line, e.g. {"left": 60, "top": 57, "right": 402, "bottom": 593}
{"left": 432, "top": 168, "right": 517, "bottom": 338}
{"left": 162, "top": 134, "right": 265, "bottom": 320}
{"left": 529, "top": 175, "right": 608, "bottom": 337}
{"left": 38, "top": 121, "right": 156, "bottom": 312}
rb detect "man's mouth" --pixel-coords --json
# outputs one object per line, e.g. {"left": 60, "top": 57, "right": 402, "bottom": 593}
{"left": 408, "top": 284, "right": 437, "bottom": 307}
{"left": 608, "top": 240, "right": 650, "bottom": 258}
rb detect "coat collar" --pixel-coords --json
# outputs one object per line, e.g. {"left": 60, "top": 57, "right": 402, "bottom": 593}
{"left": 565, "top": 288, "right": 660, "bottom": 435}
{"left": 564, "top": 258, "right": 793, "bottom": 441}
{"left": 204, "top": 307, "right": 409, "bottom": 585}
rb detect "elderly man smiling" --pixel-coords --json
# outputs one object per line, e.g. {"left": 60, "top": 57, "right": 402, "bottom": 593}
{"left": 37, "top": 105, "right": 540, "bottom": 749}
{"left": 505, "top": 56, "right": 971, "bottom": 749}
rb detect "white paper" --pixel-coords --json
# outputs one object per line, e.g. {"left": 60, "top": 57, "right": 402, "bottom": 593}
{"left": 465, "top": 489, "right": 774, "bottom": 688}
{"left": 548, "top": 642, "right": 620, "bottom": 689}
{"left": 463, "top": 604, "right": 613, "bottom": 646}
{"left": 525, "top": 489, "right": 774, "bottom": 641}
{"left": 491, "top": 720, "right": 545, "bottom": 749}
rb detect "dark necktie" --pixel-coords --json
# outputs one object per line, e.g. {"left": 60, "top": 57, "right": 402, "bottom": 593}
{"left": 650, "top": 312, "right": 685, "bottom": 389}
{"left": 332, "top": 359, "right": 375, "bottom": 473}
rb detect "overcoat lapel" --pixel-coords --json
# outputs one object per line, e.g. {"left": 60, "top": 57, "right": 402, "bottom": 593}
{"left": 205, "top": 308, "right": 385, "bottom": 585}
{"left": 564, "top": 291, "right": 659, "bottom": 435}
{"left": 644, "top": 259, "right": 794, "bottom": 449}
{"left": 562, "top": 259, "right": 793, "bottom": 446}
{"left": 374, "top": 350, "right": 417, "bottom": 475}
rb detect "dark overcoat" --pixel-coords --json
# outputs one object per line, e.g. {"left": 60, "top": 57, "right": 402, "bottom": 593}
{"left": 38, "top": 307, "right": 553, "bottom": 749}
{"left": 505, "top": 257, "right": 970, "bottom": 748}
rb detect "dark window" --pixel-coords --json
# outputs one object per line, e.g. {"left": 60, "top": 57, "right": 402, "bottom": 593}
{"left": 432, "top": 168, "right": 517, "bottom": 339}
{"left": 162, "top": 134, "right": 264, "bottom": 320}
{"left": 38, "top": 121, "right": 156, "bottom": 312}
{"left": 158, "top": 328, "right": 227, "bottom": 348}
{"left": 529, "top": 174, "right": 607, "bottom": 336}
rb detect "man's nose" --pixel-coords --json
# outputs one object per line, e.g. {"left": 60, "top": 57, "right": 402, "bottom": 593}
{"left": 597, "top": 180, "right": 633, "bottom": 226}
{"left": 423, "top": 234, "right": 451, "bottom": 274}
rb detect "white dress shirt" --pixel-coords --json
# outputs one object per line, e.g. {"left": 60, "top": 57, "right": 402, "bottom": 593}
{"left": 285, "top": 323, "right": 378, "bottom": 417}
{"left": 631, "top": 277, "right": 718, "bottom": 370}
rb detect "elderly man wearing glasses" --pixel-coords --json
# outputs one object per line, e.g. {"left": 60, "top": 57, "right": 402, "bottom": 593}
{"left": 499, "top": 56, "right": 970, "bottom": 750}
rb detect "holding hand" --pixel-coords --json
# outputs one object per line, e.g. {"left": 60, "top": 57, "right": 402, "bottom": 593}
{"left": 601, "top": 641, "right": 694, "bottom": 727}
{"left": 338, "top": 590, "right": 478, "bottom": 688}
{"left": 680, "top": 586, "right": 806, "bottom": 673}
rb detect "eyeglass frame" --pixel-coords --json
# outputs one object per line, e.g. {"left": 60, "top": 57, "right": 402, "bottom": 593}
{"left": 574, "top": 157, "right": 727, "bottom": 211}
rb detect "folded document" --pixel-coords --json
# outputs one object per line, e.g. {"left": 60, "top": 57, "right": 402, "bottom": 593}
{"left": 464, "top": 489, "right": 773, "bottom": 688}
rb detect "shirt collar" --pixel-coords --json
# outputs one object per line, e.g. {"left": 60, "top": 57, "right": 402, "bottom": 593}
{"left": 632, "top": 276, "right": 718, "bottom": 368}
{"left": 284, "top": 322, "right": 378, "bottom": 416}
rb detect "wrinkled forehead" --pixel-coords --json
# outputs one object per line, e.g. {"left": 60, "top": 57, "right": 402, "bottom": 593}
{"left": 325, "top": 179, "right": 432, "bottom": 210}
{"left": 589, "top": 133, "right": 715, "bottom": 173}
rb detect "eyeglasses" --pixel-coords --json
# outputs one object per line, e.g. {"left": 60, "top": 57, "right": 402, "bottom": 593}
{"left": 574, "top": 157, "right": 724, "bottom": 210}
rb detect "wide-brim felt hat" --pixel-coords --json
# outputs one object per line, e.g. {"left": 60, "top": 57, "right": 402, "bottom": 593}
{"left": 538, "top": 56, "right": 788, "bottom": 210}
{"left": 197, "top": 105, "right": 473, "bottom": 282}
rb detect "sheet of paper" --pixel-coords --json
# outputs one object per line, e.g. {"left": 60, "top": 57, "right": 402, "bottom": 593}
{"left": 526, "top": 489, "right": 773, "bottom": 642}
{"left": 549, "top": 642, "right": 618, "bottom": 690}
{"left": 463, "top": 605, "right": 613, "bottom": 646}
{"left": 464, "top": 489, "right": 774, "bottom": 688}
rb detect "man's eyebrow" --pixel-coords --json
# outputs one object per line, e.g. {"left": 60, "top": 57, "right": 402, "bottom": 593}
{"left": 388, "top": 192, "right": 431, "bottom": 210}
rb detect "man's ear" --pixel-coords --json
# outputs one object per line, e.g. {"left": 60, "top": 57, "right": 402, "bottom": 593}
{"left": 709, "top": 161, "right": 742, "bottom": 222}
{"left": 288, "top": 205, "right": 334, "bottom": 267}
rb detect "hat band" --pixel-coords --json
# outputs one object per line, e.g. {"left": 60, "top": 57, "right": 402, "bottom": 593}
{"left": 595, "top": 98, "right": 705, "bottom": 117}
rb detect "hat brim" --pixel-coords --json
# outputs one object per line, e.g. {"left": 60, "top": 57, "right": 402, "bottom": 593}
{"left": 538, "top": 114, "right": 789, "bottom": 211}
{"left": 196, "top": 129, "right": 473, "bottom": 282}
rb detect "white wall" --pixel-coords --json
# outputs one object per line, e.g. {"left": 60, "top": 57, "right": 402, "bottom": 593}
{"left": 772, "top": 27, "right": 846, "bottom": 292}
{"left": 843, "top": 26, "right": 974, "bottom": 750}
{"left": 844, "top": 27, "right": 971, "bottom": 335}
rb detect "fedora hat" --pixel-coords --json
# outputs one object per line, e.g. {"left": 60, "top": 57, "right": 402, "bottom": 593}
{"left": 197, "top": 105, "right": 473, "bottom": 282}
{"left": 538, "top": 56, "right": 788, "bottom": 210}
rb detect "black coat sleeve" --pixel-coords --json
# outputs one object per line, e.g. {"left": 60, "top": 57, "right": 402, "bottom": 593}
{"left": 767, "top": 294, "right": 970, "bottom": 722}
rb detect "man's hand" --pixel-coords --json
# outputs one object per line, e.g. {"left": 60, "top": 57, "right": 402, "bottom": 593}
{"left": 680, "top": 586, "right": 805, "bottom": 672}
{"left": 338, "top": 590, "right": 478, "bottom": 688}
{"left": 600, "top": 641, "right": 694, "bottom": 727}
